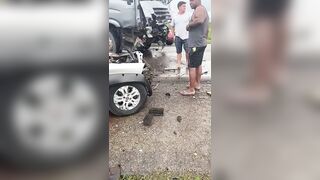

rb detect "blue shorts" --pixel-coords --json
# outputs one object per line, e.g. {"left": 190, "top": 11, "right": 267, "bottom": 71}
{"left": 175, "top": 36, "right": 188, "bottom": 54}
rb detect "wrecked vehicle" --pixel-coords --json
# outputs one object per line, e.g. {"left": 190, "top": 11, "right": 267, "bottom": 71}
{"left": 109, "top": 62, "right": 152, "bottom": 116}
{"left": 109, "top": 50, "right": 153, "bottom": 116}
{"left": 109, "top": 0, "right": 173, "bottom": 53}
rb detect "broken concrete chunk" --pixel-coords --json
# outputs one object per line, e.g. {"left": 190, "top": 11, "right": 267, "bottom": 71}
{"left": 177, "top": 116, "right": 182, "bottom": 123}
{"left": 206, "top": 91, "right": 212, "bottom": 96}
{"left": 149, "top": 108, "right": 164, "bottom": 116}
{"left": 143, "top": 113, "right": 154, "bottom": 126}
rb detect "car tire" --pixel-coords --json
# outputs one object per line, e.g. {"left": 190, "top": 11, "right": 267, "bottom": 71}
{"left": 109, "top": 83, "right": 147, "bottom": 116}
{"left": 109, "top": 27, "right": 121, "bottom": 53}
{"left": 2, "top": 71, "right": 105, "bottom": 168}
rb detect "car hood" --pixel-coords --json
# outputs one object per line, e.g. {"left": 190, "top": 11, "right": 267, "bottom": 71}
{"left": 140, "top": 1, "right": 170, "bottom": 19}
{"left": 109, "top": 63, "right": 145, "bottom": 75}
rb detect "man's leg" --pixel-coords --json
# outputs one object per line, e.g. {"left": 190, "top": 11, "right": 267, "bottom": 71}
{"left": 180, "top": 50, "right": 196, "bottom": 96}
{"left": 175, "top": 37, "right": 183, "bottom": 69}
{"left": 195, "top": 47, "right": 206, "bottom": 89}
{"left": 195, "top": 65, "right": 202, "bottom": 89}
{"left": 188, "top": 67, "right": 197, "bottom": 92}
{"left": 177, "top": 53, "right": 182, "bottom": 69}
{"left": 180, "top": 67, "right": 196, "bottom": 95}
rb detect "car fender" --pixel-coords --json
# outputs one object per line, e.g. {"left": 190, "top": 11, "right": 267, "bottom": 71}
{"left": 109, "top": 73, "right": 152, "bottom": 96}
{"left": 109, "top": 19, "right": 121, "bottom": 28}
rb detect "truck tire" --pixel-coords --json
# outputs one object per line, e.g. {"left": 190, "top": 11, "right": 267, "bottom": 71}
{"left": 109, "top": 27, "right": 121, "bottom": 53}
{"left": 110, "top": 83, "right": 147, "bottom": 116}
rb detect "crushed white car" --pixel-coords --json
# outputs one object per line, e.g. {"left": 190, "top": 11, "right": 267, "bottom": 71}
{"left": 109, "top": 51, "right": 153, "bottom": 116}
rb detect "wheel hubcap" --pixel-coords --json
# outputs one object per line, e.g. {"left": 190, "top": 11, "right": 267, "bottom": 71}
{"left": 11, "top": 73, "right": 101, "bottom": 157}
{"left": 113, "top": 85, "right": 141, "bottom": 111}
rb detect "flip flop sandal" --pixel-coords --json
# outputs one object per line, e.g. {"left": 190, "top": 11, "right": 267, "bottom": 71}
{"left": 179, "top": 90, "right": 196, "bottom": 96}
{"left": 186, "top": 84, "right": 201, "bottom": 91}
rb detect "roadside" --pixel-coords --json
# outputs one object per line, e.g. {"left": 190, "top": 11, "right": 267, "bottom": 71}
{"left": 109, "top": 45, "right": 212, "bottom": 176}
{"left": 109, "top": 82, "right": 211, "bottom": 175}
{"left": 145, "top": 44, "right": 211, "bottom": 81}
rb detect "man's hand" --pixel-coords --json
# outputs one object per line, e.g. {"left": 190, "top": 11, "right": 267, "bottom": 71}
{"left": 188, "top": 6, "right": 206, "bottom": 28}
{"left": 186, "top": 24, "right": 190, "bottom": 31}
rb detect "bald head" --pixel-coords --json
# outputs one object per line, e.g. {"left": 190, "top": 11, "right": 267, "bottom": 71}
{"left": 189, "top": 0, "right": 201, "bottom": 9}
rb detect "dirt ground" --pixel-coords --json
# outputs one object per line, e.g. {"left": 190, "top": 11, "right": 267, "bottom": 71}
{"left": 109, "top": 45, "right": 212, "bottom": 176}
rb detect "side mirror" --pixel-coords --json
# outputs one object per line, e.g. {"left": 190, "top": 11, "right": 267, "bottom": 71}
{"left": 127, "top": 0, "right": 133, "bottom": 5}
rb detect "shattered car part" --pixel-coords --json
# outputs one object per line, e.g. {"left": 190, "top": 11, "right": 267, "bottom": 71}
{"left": 108, "top": 50, "right": 154, "bottom": 83}
{"left": 109, "top": 0, "right": 172, "bottom": 52}
{"left": 149, "top": 108, "right": 164, "bottom": 116}
{"left": 109, "top": 50, "right": 143, "bottom": 64}
{"left": 143, "top": 113, "right": 154, "bottom": 126}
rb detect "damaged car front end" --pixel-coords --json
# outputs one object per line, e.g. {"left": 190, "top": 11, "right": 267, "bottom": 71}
{"left": 109, "top": 49, "right": 154, "bottom": 116}
{"left": 109, "top": 0, "right": 173, "bottom": 53}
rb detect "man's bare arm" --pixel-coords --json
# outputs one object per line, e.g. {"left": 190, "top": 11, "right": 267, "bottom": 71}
{"left": 187, "top": 6, "right": 206, "bottom": 30}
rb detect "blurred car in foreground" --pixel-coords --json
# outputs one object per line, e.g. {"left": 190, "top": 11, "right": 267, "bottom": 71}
{"left": 0, "top": 0, "right": 106, "bottom": 167}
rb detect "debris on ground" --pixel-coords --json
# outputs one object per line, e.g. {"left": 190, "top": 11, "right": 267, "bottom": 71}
{"left": 202, "top": 71, "right": 208, "bottom": 75}
{"left": 164, "top": 67, "right": 178, "bottom": 72}
{"left": 173, "top": 131, "right": 177, "bottom": 135}
{"left": 165, "top": 92, "right": 171, "bottom": 97}
{"left": 206, "top": 91, "right": 211, "bottom": 96}
{"left": 143, "top": 113, "right": 154, "bottom": 126}
{"left": 109, "top": 165, "right": 121, "bottom": 180}
{"left": 177, "top": 116, "right": 182, "bottom": 123}
{"left": 149, "top": 108, "right": 164, "bottom": 116}
{"left": 152, "top": 83, "right": 160, "bottom": 90}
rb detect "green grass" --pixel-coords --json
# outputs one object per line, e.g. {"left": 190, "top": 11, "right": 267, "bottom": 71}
{"left": 120, "top": 171, "right": 210, "bottom": 180}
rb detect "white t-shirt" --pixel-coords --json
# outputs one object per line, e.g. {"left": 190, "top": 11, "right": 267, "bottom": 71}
{"left": 171, "top": 12, "right": 191, "bottom": 40}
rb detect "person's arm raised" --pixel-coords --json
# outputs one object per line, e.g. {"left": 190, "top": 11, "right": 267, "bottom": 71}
{"left": 187, "top": 6, "right": 206, "bottom": 31}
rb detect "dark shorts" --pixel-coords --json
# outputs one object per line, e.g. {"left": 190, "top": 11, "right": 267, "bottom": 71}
{"left": 175, "top": 36, "right": 188, "bottom": 54}
{"left": 188, "top": 46, "right": 206, "bottom": 68}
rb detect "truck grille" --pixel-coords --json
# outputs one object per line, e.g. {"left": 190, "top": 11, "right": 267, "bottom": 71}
{"left": 153, "top": 7, "right": 172, "bottom": 25}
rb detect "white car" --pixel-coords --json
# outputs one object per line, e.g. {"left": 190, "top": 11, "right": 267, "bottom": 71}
{"left": 109, "top": 63, "right": 152, "bottom": 116}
